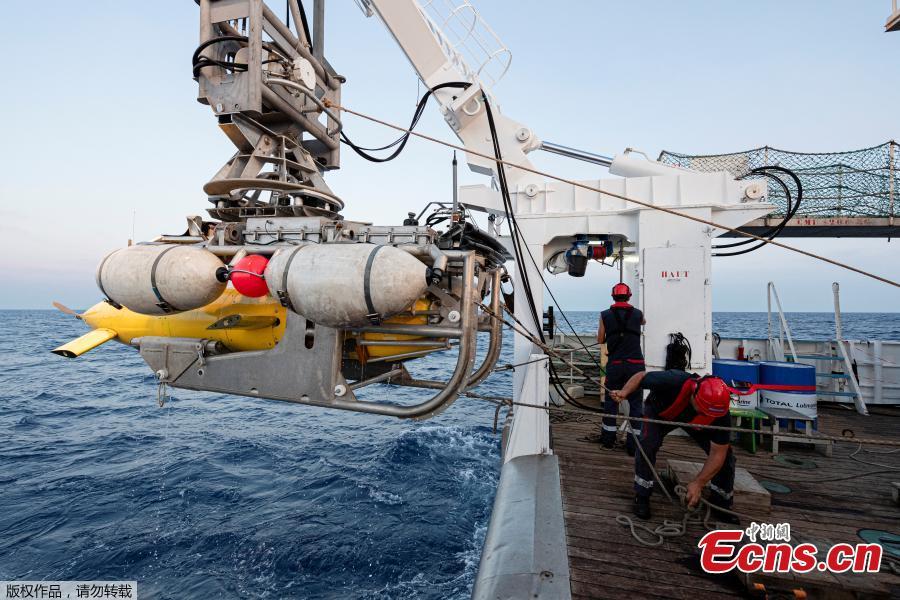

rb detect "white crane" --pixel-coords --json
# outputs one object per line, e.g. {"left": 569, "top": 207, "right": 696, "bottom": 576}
{"left": 361, "top": 0, "right": 773, "bottom": 459}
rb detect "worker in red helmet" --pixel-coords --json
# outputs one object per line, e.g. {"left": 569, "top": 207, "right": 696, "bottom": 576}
{"left": 596, "top": 282, "right": 645, "bottom": 453}
{"left": 611, "top": 371, "right": 737, "bottom": 522}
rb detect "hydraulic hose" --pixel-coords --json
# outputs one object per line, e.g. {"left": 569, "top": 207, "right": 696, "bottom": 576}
{"left": 713, "top": 165, "right": 803, "bottom": 257}
{"left": 340, "top": 82, "right": 471, "bottom": 162}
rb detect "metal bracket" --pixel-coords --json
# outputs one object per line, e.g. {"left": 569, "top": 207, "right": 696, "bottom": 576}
{"left": 134, "top": 251, "right": 481, "bottom": 420}
{"left": 139, "top": 312, "right": 347, "bottom": 406}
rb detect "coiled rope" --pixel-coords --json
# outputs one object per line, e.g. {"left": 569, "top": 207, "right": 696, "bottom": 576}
{"left": 613, "top": 486, "right": 737, "bottom": 547}
{"left": 619, "top": 421, "right": 756, "bottom": 546}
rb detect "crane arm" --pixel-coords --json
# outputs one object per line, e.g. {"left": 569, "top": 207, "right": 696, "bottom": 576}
{"left": 361, "top": 0, "right": 542, "bottom": 198}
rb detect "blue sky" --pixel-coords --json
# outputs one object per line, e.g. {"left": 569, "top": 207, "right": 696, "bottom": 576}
{"left": 1, "top": 1, "right": 898, "bottom": 311}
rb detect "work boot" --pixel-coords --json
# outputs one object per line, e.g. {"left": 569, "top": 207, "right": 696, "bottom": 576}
{"left": 633, "top": 495, "right": 651, "bottom": 520}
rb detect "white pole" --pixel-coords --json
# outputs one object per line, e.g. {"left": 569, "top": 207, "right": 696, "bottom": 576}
{"left": 767, "top": 282, "right": 773, "bottom": 360}
{"left": 874, "top": 341, "right": 884, "bottom": 404}
{"left": 832, "top": 282, "right": 868, "bottom": 415}
{"left": 767, "top": 282, "right": 797, "bottom": 361}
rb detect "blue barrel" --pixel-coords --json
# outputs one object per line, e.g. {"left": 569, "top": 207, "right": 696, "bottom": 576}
{"left": 758, "top": 361, "right": 816, "bottom": 389}
{"left": 712, "top": 359, "right": 759, "bottom": 388}
{"left": 713, "top": 359, "right": 760, "bottom": 409}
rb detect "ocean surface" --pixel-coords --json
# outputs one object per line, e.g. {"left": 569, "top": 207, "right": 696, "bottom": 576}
{"left": 1, "top": 310, "right": 897, "bottom": 599}
{"left": 563, "top": 311, "right": 900, "bottom": 341}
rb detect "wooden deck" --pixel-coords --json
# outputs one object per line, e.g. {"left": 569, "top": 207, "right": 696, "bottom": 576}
{"left": 551, "top": 402, "right": 900, "bottom": 599}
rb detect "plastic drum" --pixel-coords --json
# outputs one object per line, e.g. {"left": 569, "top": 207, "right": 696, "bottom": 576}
{"left": 713, "top": 359, "right": 760, "bottom": 410}
{"left": 758, "top": 361, "right": 816, "bottom": 388}
{"left": 759, "top": 390, "right": 818, "bottom": 419}
{"left": 758, "top": 361, "right": 817, "bottom": 419}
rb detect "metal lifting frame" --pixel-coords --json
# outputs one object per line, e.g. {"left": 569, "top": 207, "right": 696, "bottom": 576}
{"left": 398, "top": 267, "right": 504, "bottom": 393}
{"left": 139, "top": 251, "right": 501, "bottom": 419}
{"left": 197, "top": 0, "right": 343, "bottom": 215}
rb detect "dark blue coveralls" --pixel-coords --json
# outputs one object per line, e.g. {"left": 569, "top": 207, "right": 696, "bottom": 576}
{"left": 600, "top": 303, "right": 645, "bottom": 452}
{"left": 633, "top": 370, "right": 736, "bottom": 508}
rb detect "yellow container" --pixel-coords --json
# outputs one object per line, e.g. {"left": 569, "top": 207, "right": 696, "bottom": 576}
{"left": 355, "top": 299, "right": 446, "bottom": 361}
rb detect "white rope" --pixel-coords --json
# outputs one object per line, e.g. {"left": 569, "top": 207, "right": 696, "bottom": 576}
{"left": 618, "top": 423, "right": 759, "bottom": 546}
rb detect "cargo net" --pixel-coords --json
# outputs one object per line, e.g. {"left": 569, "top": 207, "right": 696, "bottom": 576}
{"left": 659, "top": 141, "right": 898, "bottom": 218}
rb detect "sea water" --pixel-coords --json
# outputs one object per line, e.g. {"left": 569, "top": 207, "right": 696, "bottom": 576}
{"left": 0, "top": 310, "right": 895, "bottom": 598}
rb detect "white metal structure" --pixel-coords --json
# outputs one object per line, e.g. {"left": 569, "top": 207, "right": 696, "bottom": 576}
{"left": 357, "top": 5, "right": 897, "bottom": 594}
{"left": 767, "top": 281, "right": 799, "bottom": 362}
{"left": 887, "top": 0, "right": 900, "bottom": 32}
{"left": 832, "top": 283, "right": 868, "bottom": 414}
{"left": 364, "top": 0, "right": 773, "bottom": 460}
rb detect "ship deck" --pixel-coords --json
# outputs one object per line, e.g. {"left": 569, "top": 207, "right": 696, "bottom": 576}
{"left": 551, "top": 400, "right": 900, "bottom": 599}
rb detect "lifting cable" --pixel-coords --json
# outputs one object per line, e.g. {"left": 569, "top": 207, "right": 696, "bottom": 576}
{"left": 473, "top": 389, "right": 900, "bottom": 448}
{"left": 481, "top": 92, "right": 617, "bottom": 416}
{"left": 324, "top": 100, "right": 900, "bottom": 289}
{"left": 478, "top": 93, "right": 601, "bottom": 408}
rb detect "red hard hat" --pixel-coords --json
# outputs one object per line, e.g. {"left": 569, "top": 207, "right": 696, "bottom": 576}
{"left": 693, "top": 377, "right": 731, "bottom": 418}
{"left": 611, "top": 283, "right": 631, "bottom": 299}
{"left": 231, "top": 254, "right": 270, "bottom": 298}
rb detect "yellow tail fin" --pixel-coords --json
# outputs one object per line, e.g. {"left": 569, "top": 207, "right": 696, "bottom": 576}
{"left": 52, "top": 328, "right": 117, "bottom": 358}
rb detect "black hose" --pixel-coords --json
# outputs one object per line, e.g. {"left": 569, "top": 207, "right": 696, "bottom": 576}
{"left": 713, "top": 170, "right": 794, "bottom": 249}
{"left": 665, "top": 333, "right": 692, "bottom": 371}
{"left": 341, "top": 82, "right": 472, "bottom": 162}
{"left": 191, "top": 35, "right": 284, "bottom": 78}
{"left": 715, "top": 166, "right": 803, "bottom": 248}
{"left": 297, "top": 0, "right": 312, "bottom": 52}
{"left": 193, "top": 58, "right": 247, "bottom": 77}
{"left": 192, "top": 35, "right": 248, "bottom": 67}
{"left": 713, "top": 165, "right": 803, "bottom": 257}
{"left": 480, "top": 93, "right": 605, "bottom": 412}
{"left": 481, "top": 95, "right": 604, "bottom": 374}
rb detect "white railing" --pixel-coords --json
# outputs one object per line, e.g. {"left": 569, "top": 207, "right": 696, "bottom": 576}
{"left": 417, "top": 0, "right": 512, "bottom": 91}
{"left": 887, "top": 0, "right": 900, "bottom": 31}
{"left": 831, "top": 283, "right": 868, "bottom": 414}
{"left": 766, "top": 282, "right": 798, "bottom": 362}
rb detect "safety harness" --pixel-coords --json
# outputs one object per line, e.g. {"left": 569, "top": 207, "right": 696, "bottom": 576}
{"left": 658, "top": 375, "right": 720, "bottom": 427}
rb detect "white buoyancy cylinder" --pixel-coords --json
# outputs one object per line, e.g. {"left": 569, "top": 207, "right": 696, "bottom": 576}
{"left": 96, "top": 244, "right": 226, "bottom": 315}
{"left": 265, "top": 243, "right": 429, "bottom": 327}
